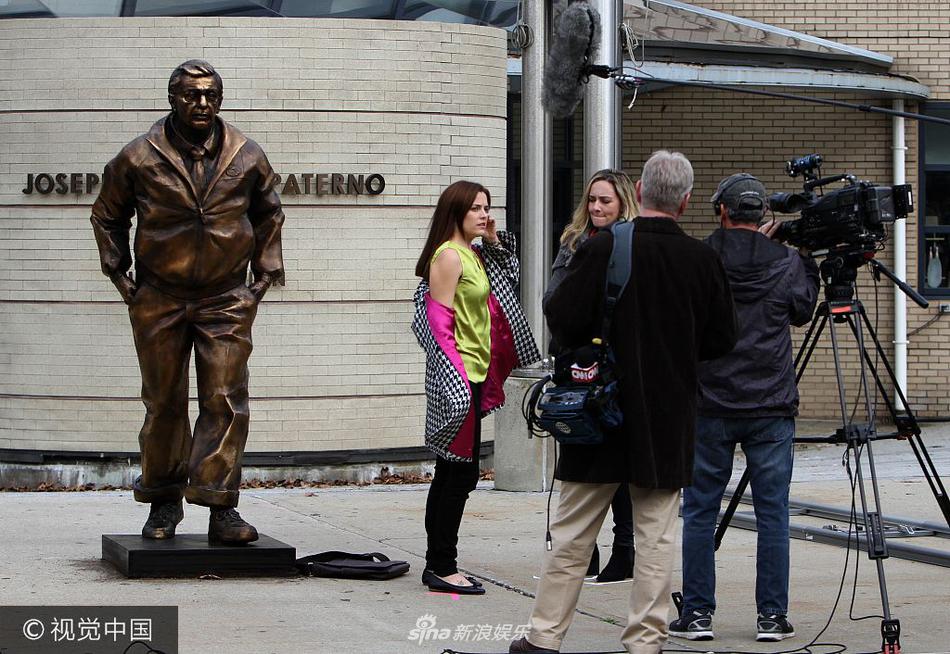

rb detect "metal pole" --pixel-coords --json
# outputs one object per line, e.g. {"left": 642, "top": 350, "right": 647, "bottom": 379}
{"left": 584, "top": 0, "right": 621, "bottom": 177}
{"left": 892, "top": 99, "right": 908, "bottom": 407}
{"left": 521, "top": 0, "right": 552, "bottom": 353}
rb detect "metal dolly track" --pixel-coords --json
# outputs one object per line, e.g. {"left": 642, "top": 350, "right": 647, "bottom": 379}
{"left": 716, "top": 492, "right": 950, "bottom": 567}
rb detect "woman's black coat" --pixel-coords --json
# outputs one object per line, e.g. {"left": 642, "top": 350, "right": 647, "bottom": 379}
{"left": 544, "top": 217, "right": 738, "bottom": 489}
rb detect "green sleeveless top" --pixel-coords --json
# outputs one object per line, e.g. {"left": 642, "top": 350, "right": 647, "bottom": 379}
{"left": 432, "top": 241, "right": 491, "bottom": 382}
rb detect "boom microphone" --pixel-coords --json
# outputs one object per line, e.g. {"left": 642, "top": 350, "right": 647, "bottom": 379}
{"left": 543, "top": 0, "right": 601, "bottom": 119}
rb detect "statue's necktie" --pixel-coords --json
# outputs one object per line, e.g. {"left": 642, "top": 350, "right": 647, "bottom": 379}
{"left": 189, "top": 146, "right": 208, "bottom": 193}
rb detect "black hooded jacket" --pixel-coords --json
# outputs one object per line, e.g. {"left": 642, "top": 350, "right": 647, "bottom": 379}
{"left": 698, "top": 227, "right": 819, "bottom": 417}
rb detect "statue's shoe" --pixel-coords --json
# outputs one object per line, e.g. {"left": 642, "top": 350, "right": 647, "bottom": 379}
{"left": 141, "top": 500, "right": 184, "bottom": 539}
{"left": 208, "top": 508, "right": 259, "bottom": 544}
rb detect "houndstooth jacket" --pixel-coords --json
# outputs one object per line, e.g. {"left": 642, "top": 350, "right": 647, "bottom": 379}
{"left": 412, "top": 231, "right": 541, "bottom": 462}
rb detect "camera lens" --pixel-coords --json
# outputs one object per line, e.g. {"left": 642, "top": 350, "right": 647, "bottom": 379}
{"left": 768, "top": 192, "right": 810, "bottom": 214}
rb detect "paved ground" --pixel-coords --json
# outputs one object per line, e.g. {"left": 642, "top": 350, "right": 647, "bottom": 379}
{"left": 1, "top": 421, "right": 948, "bottom": 654}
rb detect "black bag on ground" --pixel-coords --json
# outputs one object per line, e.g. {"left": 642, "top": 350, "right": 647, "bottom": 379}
{"left": 295, "top": 551, "right": 410, "bottom": 580}
{"left": 524, "top": 221, "right": 633, "bottom": 446}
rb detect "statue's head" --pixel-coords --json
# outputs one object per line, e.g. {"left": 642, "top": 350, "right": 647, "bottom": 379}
{"left": 167, "top": 60, "right": 223, "bottom": 133}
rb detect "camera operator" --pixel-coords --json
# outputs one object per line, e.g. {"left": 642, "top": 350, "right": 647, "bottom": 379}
{"left": 669, "top": 173, "right": 819, "bottom": 643}
{"left": 511, "top": 151, "right": 737, "bottom": 654}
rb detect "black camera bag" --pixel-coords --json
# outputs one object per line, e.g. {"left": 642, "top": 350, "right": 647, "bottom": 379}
{"left": 525, "top": 221, "right": 634, "bottom": 445}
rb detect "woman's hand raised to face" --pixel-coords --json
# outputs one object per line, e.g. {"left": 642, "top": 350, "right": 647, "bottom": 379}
{"left": 483, "top": 216, "right": 499, "bottom": 245}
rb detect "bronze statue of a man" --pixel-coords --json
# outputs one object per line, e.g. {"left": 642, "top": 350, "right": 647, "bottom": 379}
{"left": 91, "top": 60, "right": 284, "bottom": 544}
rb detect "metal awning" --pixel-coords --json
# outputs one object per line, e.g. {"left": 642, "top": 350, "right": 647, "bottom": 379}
{"left": 622, "top": 61, "right": 929, "bottom": 99}
{"left": 507, "top": 59, "right": 930, "bottom": 100}
{"left": 623, "top": 0, "right": 893, "bottom": 71}
{"left": 507, "top": 0, "right": 929, "bottom": 100}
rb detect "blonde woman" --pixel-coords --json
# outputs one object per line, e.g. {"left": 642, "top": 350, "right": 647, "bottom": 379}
{"left": 544, "top": 169, "right": 638, "bottom": 306}
{"left": 544, "top": 168, "right": 639, "bottom": 583}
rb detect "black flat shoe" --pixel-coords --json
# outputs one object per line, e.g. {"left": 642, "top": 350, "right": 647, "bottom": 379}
{"left": 422, "top": 569, "right": 486, "bottom": 595}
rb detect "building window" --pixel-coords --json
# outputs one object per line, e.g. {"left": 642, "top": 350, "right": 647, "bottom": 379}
{"left": 920, "top": 104, "right": 950, "bottom": 297}
{"left": 0, "top": 0, "right": 122, "bottom": 17}
{"left": 0, "top": 0, "right": 518, "bottom": 25}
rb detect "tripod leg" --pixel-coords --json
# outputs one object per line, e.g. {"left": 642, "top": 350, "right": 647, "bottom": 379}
{"left": 795, "top": 311, "right": 828, "bottom": 384}
{"left": 904, "top": 436, "right": 950, "bottom": 530}
{"left": 856, "top": 307, "right": 918, "bottom": 425}
{"left": 844, "top": 314, "right": 903, "bottom": 423}
{"left": 829, "top": 314, "right": 901, "bottom": 652}
{"left": 853, "top": 305, "right": 950, "bottom": 529}
{"left": 714, "top": 467, "right": 750, "bottom": 551}
{"left": 853, "top": 437, "right": 902, "bottom": 654}
{"left": 882, "top": 618, "right": 902, "bottom": 654}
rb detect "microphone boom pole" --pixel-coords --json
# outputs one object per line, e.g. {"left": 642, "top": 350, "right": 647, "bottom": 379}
{"left": 604, "top": 70, "right": 950, "bottom": 127}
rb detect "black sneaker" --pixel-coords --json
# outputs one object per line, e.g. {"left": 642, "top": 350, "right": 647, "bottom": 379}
{"left": 756, "top": 613, "right": 795, "bottom": 641}
{"left": 668, "top": 609, "right": 713, "bottom": 640}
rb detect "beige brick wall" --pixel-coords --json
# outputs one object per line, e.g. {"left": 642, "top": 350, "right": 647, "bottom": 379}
{"left": 619, "top": 86, "right": 950, "bottom": 418}
{"left": 517, "top": 82, "right": 945, "bottom": 418}
{"left": 0, "top": 18, "right": 509, "bottom": 454}
{"left": 679, "top": 2, "right": 950, "bottom": 418}
{"left": 694, "top": 1, "right": 950, "bottom": 98}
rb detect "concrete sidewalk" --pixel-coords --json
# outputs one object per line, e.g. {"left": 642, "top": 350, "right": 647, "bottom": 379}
{"left": 1, "top": 422, "right": 949, "bottom": 654}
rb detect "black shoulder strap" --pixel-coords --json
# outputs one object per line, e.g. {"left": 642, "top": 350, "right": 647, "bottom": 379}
{"left": 602, "top": 220, "right": 634, "bottom": 341}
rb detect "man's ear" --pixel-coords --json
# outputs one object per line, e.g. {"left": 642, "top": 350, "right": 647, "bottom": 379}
{"left": 719, "top": 203, "right": 731, "bottom": 227}
{"left": 635, "top": 179, "right": 643, "bottom": 206}
{"left": 678, "top": 191, "right": 691, "bottom": 217}
{"left": 168, "top": 94, "right": 175, "bottom": 112}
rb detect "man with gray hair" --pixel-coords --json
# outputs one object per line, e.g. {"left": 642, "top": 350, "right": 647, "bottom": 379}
{"left": 511, "top": 151, "right": 737, "bottom": 654}
{"left": 636, "top": 149, "right": 695, "bottom": 217}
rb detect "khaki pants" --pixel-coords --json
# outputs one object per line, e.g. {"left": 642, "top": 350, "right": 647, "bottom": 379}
{"left": 128, "top": 282, "right": 258, "bottom": 508}
{"left": 527, "top": 482, "right": 681, "bottom": 654}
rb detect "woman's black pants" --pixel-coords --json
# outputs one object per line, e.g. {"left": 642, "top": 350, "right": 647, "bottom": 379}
{"left": 424, "top": 382, "right": 482, "bottom": 577}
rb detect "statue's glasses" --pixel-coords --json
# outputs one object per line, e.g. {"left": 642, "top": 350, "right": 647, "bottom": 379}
{"left": 180, "top": 89, "right": 221, "bottom": 105}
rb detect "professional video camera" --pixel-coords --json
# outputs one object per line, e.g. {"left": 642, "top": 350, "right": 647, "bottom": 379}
{"left": 769, "top": 154, "right": 914, "bottom": 253}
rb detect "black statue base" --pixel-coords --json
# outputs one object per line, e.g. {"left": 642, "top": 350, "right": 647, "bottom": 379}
{"left": 102, "top": 534, "right": 296, "bottom": 579}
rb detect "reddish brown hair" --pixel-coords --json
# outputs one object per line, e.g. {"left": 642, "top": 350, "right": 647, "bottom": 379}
{"left": 415, "top": 180, "right": 491, "bottom": 280}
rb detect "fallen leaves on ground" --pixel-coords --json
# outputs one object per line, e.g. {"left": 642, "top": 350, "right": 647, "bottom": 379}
{"left": 0, "top": 469, "right": 494, "bottom": 492}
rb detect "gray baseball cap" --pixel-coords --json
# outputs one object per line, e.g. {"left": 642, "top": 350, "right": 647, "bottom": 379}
{"left": 712, "top": 173, "right": 768, "bottom": 216}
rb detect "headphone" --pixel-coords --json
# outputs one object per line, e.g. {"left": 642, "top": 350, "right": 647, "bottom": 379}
{"left": 710, "top": 173, "right": 763, "bottom": 217}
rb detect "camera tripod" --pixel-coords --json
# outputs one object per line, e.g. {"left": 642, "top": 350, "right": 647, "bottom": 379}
{"left": 713, "top": 250, "right": 950, "bottom": 654}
